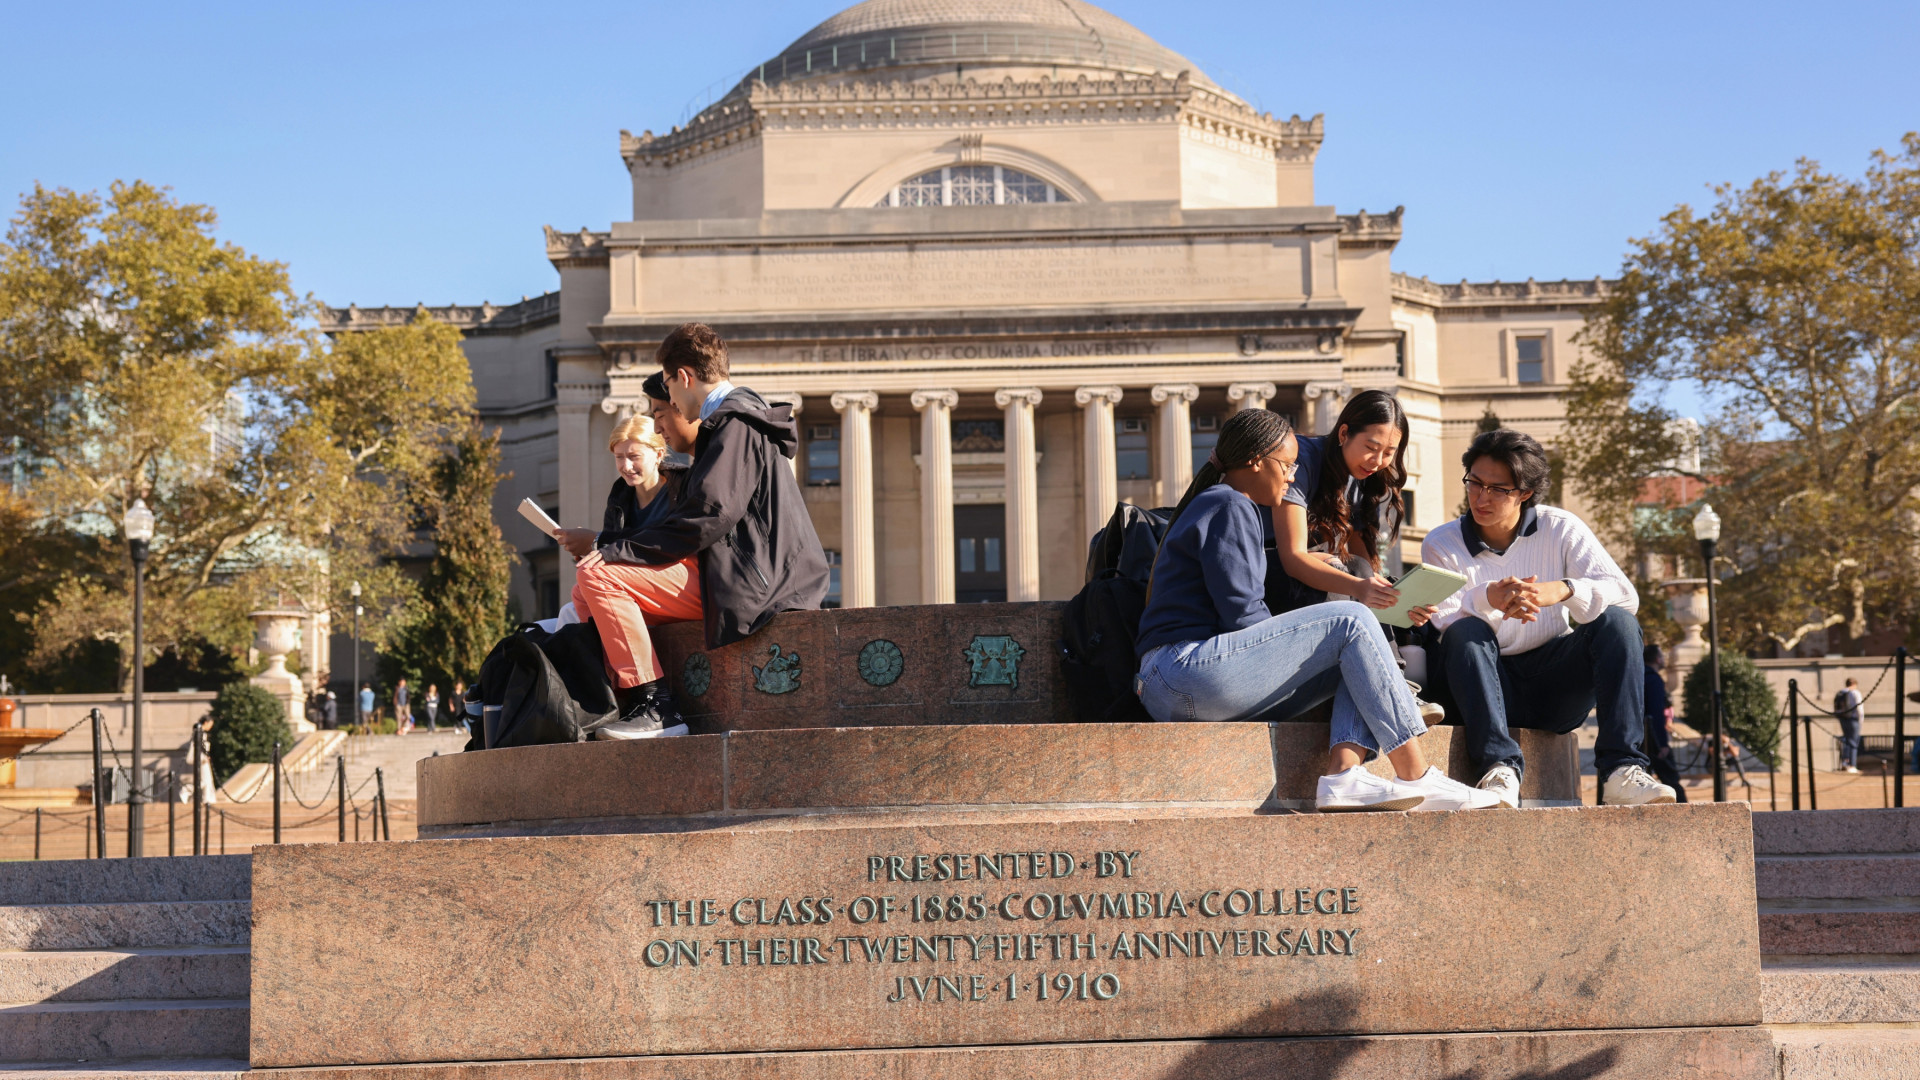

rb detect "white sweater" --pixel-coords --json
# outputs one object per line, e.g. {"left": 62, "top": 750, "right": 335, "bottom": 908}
{"left": 1421, "top": 506, "right": 1638, "bottom": 656}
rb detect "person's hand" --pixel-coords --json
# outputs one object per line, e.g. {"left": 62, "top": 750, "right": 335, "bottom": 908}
{"left": 575, "top": 549, "right": 603, "bottom": 572}
{"left": 1487, "top": 576, "right": 1541, "bottom": 622}
{"left": 1406, "top": 604, "right": 1439, "bottom": 627}
{"left": 1350, "top": 574, "right": 1401, "bottom": 609}
{"left": 555, "top": 528, "right": 597, "bottom": 559}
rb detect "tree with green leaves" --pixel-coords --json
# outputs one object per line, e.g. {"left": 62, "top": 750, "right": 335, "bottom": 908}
{"left": 383, "top": 426, "right": 516, "bottom": 701}
{"left": 1564, "top": 134, "right": 1920, "bottom": 655}
{"left": 206, "top": 681, "right": 291, "bottom": 784}
{"left": 0, "top": 181, "right": 477, "bottom": 687}
{"left": 1682, "top": 654, "right": 1780, "bottom": 768}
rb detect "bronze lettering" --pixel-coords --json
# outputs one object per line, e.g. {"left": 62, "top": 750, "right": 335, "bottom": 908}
{"left": 1252, "top": 929, "right": 1279, "bottom": 957}
{"left": 1198, "top": 890, "right": 1223, "bottom": 917}
{"left": 646, "top": 900, "right": 668, "bottom": 927}
{"left": 1255, "top": 890, "right": 1276, "bottom": 916}
{"left": 913, "top": 854, "right": 932, "bottom": 882}
{"left": 957, "top": 853, "right": 975, "bottom": 881}
{"left": 755, "top": 898, "right": 772, "bottom": 925}
{"left": 1101, "top": 893, "right": 1130, "bottom": 919}
{"left": 1134, "top": 892, "right": 1154, "bottom": 918}
{"left": 1233, "top": 929, "right": 1250, "bottom": 957}
{"left": 775, "top": 898, "right": 799, "bottom": 925}
{"left": 978, "top": 853, "right": 1004, "bottom": 880}
{"left": 671, "top": 900, "right": 693, "bottom": 926}
{"left": 1024, "top": 893, "right": 1055, "bottom": 920}
{"left": 768, "top": 938, "right": 791, "bottom": 966}
{"left": 1096, "top": 851, "right": 1119, "bottom": 877}
{"left": 1109, "top": 932, "right": 1135, "bottom": 959}
{"left": 937, "top": 974, "right": 964, "bottom": 1001}
{"left": 1030, "top": 851, "right": 1051, "bottom": 879}
{"left": 1314, "top": 889, "right": 1338, "bottom": 915}
{"left": 1164, "top": 891, "right": 1190, "bottom": 917}
{"left": 999, "top": 893, "right": 1023, "bottom": 920}
{"left": 1295, "top": 888, "right": 1313, "bottom": 915}
{"left": 817, "top": 897, "right": 836, "bottom": 925}
{"left": 891, "top": 935, "right": 912, "bottom": 963}
{"left": 1274, "top": 889, "right": 1295, "bottom": 916}
{"left": 1335, "top": 928, "right": 1359, "bottom": 955}
{"left": 795, "top": 897, "right": 817, "bottom": 924}
{"left": 913, "top": 936, "right": 940, "bottom": 963}
{"left": 880, "top": 895, "right": 899, "bottom": 923}
{"left": 1067, "top": 933, "right": 1096, "bottom": 960}
{"left": 1051, "top": 851, "right": 1076, "bottom": 878}
{"left": 801, "top": 937, "right": 827, "bottom": 964}
{"left": 1225, "top": 889, "right": 1253, "bottom": 917}
{"left": 1091, "top": 973, "right": 1121, "bottom": 1000}
{"left": 700, "top": 899, "right": 722, "bottom": 926}
{"left": 992, "top": 934, "right": 1013, "bottom": 961}
{"left": 1341, "top": 887, "right": 1361, "bottom": 914}
{"left": 1118, "top": 851, "right": 1140, "bottom": 877}
{"left": 643, "top": 939, "right": 674, "bottom": 967}
{"left": 848, "top": 896, "right": 877, "bottom": 924}
{"left": 963, "top": 934, "right": 988, "bottom": 961}
{"left": 1291, "top": 929, "right": 1315, "bottom": 957}
{"left": 868, "top": 856, "right": 887, "bottom": 882}
{"left": 744, "top": 938, "right": 769, "bottom": 964}
{"left": 887, "top": 976, "right": 906, "bottom": 1003}
{"left": 731, "top": 898, "right": 755, "bottom": 926}
{"left": 967, "top": 894, "right": 987, "bottom": 921}
{"left": 1166, "top": 931, "right": 1194, "bottom": 957}
{"left": 888, "top": 855, "right": 908, "bottom": 882}
{"left": 1319, "top": 929, "right": 1338, "bottom": 955}
{"left": 1136, "top": 932, "right": 1163, "bottom": 959}
{"left": 908, "top": 975, "right": 933, "bottom": 1002}
{"left": 857, "top": 936, "right": 887, "bottom": 962}
{"left": 672, "top": 939, "right": 701, "bottom": 967}
{"left": 1203, "top": 930, "right": 1228, "bottom": 956}
{"left": 969, "top": 973, "right": 988, "bottom": 1002}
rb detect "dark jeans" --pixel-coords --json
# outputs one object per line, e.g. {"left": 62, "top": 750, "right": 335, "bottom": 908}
{"left": 1434, "top": 606, "right": 1649, "bottom": 781}
{"left": 1838, "top": 714, "right": 1861, "bottom": 768}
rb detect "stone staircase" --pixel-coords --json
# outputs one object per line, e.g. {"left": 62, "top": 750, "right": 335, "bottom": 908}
{"left": 0, "top": 857, "right": 250, "bottom": 1078}
{"left": 285, "top": 731, "right": 467, "bottom": 803}
{"left": 1758, "top": 807, "right": 1920, "bottom": 1077}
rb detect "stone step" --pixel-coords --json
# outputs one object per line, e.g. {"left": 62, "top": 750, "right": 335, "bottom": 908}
{"left": 0, "top": 1062, "right": 248, "bottom": 1080}
{"left": 0, "top": 858, "right": 250, "bottom": 907}
{"left": 1772, "top": 1026, "right": 1920, "bottom": 1079}
{"left": 0, "top": 999, "right": 248, "bottom": 1063}
{"left": 1761, "top": 959, "right": 1920, "bottom": 1023}
{"left": 0, "top": 948, "right": 249, "bottom": 1003}
{"left": 1761, "top": 908, "right": 1920, "bottom": 956}
{"left": 1753, "top": 807, "right": 1920, "bottom": 856}
{"left": 1757, "top": 852, "right": 1920, "bottom": 898}
{"left": 0, "top": 904, "right": 249, "bottom": 952}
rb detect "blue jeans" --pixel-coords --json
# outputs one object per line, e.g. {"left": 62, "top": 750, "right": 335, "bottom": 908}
{"left": 1838, "top": 713, "right": 1861, "bottom": 768}
{"left": 1135, "top": 601, "right": 1426, "bottom": 757}
{"left": 1435, "top": 606, "right": 1649, "bottom": 780}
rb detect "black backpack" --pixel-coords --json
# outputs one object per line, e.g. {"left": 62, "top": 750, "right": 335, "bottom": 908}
{"left": 1059, "top": 503, "right": 1175, "bottom": 724}
{"left": 467, "top": 620, "right": 620, "bottom": 750}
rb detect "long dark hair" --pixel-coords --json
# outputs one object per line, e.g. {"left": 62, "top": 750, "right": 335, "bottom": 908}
{"left": 1307, "top": 389, "right": 1408, "bottom": 569}
{"left": 1166, "top": 408, "right": 1295, "bottom": 530}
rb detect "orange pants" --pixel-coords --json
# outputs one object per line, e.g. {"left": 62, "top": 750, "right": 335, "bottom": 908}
{"left": 570, "top": 552, "right": 703, "bottom": 687}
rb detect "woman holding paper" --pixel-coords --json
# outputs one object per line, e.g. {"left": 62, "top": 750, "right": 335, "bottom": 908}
{"left": 1133, "top": 409, "right": 1501, "bottom": 813}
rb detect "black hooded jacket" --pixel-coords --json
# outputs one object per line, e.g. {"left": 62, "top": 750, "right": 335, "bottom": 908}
{"left": 595, "top": 387, "right": 829, "bottom": 647}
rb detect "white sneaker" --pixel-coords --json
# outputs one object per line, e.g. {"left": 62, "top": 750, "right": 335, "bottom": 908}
{"left": 1477, "top": 765, "right": 1522, "bottom": 809}
{"left": 1602, "top": 764, "right": 1677, "bottom": 805}
{"left": 1844, "top": 766, "right": 1861, "bottom": 775}
{"left": 1315, "top": 766, "right": 1425, "bottom": 812}
{"left": 593, "top": 720, "right": 690, "bottom": 740}
{"left": 1403, "top": 766, "right": 1506, "bottom": 811}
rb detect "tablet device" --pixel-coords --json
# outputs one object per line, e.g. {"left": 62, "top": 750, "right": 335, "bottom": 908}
{"left": 517, "top": 498, "right": 561, "bottom": 538}
{"left": 1374, "top": 565, "right": 1469, "bottom": 628}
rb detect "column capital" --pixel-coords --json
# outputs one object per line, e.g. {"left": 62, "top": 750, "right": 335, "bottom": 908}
{"left": 994, "top": 387, "right": 1043, "bottom": 408}
{"left": 830, "top": 390, "right": 879, "bottom": 413}
{"left": 1303, "top": 380, "right": 1352, "bottom": 402}
{"left": 909, "top": 389, "right": 959, "bottom": 411}
{"left": 1226, "top": 382, "right": 1278, "bottom": 404}
{"left": 1074, "top": 385, "right": 1124, "bottom": 407}
{"left": 1149, "top": 383, "right": 1200, "bottom": 405}
{"left": 762, "top": 391, "right": 803, "bottom": 416}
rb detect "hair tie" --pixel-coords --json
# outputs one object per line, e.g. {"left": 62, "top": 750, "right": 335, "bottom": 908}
{"left": 1206, "top": 450, "right": 1222, "bottom": 472}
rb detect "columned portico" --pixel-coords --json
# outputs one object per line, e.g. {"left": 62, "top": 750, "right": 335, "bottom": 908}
{"left": 995, "top": 387, "right": 1043, "bottom": 602}
{"left": 1227, "top": 381, "right": 1278, "bottom": 414}
{"left": 911, "top": 389, "right": 958, "bottom": 604}
{"left": 1150, "top": 383, "right": 1199, "bottom": 504}
{"left": 555, "top": 380, "right": 603, "bottom": 600}
{"left": 830, "top": 391, "right": 878, "bottom": 609}
{"left": 1304, "top": 380, "right": 1353, "bottom": 435}
{"left": 1075, "top": 386, "right": 1123, "bottom": 545}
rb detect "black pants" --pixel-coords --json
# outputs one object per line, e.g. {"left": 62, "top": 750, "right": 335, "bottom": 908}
{"left": 1434, "top": 606, "right": 1651, "bottom": 781}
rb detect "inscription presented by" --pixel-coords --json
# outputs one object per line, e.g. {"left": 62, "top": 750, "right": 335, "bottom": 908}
{"left": 638, "top": 847, "right": 1364, "bottom": 1007}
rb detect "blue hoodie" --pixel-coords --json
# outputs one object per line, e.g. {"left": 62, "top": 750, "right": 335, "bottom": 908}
{"left": 1135, "top": 485, "right": 1271, "bottom": 657}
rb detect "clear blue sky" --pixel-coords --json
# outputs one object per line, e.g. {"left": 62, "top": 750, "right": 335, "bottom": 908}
{"left": 3, "top": 0, "right": 1915, "bottom": 312}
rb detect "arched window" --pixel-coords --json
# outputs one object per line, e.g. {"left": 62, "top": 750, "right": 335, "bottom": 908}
{"left": 875, "top": 165, "right": 1063, "bottom": 207}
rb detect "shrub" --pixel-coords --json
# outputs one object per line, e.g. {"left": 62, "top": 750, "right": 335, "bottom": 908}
{"left": 1682, "top": 653, "right": 1780, "bottom": 767}
{"left": 207, "top": 681, "right": 292, "bottom": 783}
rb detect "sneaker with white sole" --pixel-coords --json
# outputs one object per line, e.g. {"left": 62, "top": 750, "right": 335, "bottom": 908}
{"left": 1476, "top": 764, "right": 1521, "bottom": 809}
{"left": 1315, "top": 766, "right": 1425, "bottom": 812}
{"left": 1602, "top": 763, "right": 1677, "bottom": 805}
{"left": 1402, "top": 680, "right": 1445, "bottom": 724}
{"left": 594, "top": 718, "right": 689, "bottom": 740}
{"left": 1402, "top": 766, "right": 1506, "bottom": 811}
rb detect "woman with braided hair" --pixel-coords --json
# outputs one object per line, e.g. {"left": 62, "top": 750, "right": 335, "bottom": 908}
{"left": 1133, "top": 409, "right": 1502, "bottom": 813}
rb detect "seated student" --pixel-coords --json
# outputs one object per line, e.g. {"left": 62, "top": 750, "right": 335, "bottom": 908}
{"left": 1133, "top": 408, "right": 1502, "bottom": 813}
{"left": 557, "top": 413, "right": 700, "bottom": 738}
{"left": 1270, "top": 389, "right": 1441, "bottom": 720}
{"left": 641, "top": 369, "right": 699, "bottom": 456}
{"left": 1422, "top": 429, "right": 1676, "bottom": 808}
{"left": 583, "top": 321, "right": 830, "bottom": 711}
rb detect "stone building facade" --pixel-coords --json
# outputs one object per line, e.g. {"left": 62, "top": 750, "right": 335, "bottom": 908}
{"left": 319, "top": 0, "right": 1609, "bottom": 619}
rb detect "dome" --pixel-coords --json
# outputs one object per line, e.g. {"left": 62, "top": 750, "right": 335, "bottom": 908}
{"left": 743, "top": 0, "right": 1217, "bottom": 92}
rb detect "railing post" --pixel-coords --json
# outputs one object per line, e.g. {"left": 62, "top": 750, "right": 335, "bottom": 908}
{"left": 272, "top": 740, "right": 283, "bottom": 845}
{"left": 337, "top": 754, "right": 347, "bottom": 843}
{"left": 1805, "top": 698, "right": 1819, "bottom": 812}
{"left": 89, "top": 708, "right": 106, "bottom": 859}
{"left": 33, "top": 807, "right": 41, "bottom": 860}
{"left": 1788, "top": 680, "right": 1801, "bottom": 811}
{"left": 191, "top": 726, "right": 206, "bottom": 857}
{"left": 1897, "top": 647, "right": 1908, "bottom": 809}
{"left": 167, "top": 773, "right": 176, "bottom": 857}
{"left": 375, "top": 767, "right": 390, "bottom": 841}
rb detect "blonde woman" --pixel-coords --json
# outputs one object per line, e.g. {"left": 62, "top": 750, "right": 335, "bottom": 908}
{"left": 556, "top": 414, "right": 698, "bottom": 738}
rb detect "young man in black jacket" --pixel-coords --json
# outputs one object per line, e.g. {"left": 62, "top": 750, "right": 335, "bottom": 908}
{"left": 577, "top": 323, "right": 830, "bottom": 735}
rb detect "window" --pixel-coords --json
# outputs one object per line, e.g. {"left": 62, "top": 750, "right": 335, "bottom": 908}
{"left": 1400, "top": 490, "right": 1417, "bottom": 531}
{"left": 823, "top": 551, "right": 843, "bottom": 609}
{"left": 875, "top": 165, "right": 1062, "bottom": 207}
{"left": 1190, "top": 413, "right": 1220, "bottom": 462}
{"left": 1116, "top": 417, "right": 1151, "bottom": 480}
{"left": 806, "top": 423, "right": 841, "bottom": 486}
{"left": 544, "top": 349, "right": 558, "bottom": 400}
{"left": 953, "top": 420, "right": 1004, "bottom": 452}
{"left": 1395, "top": 332, "right": 1408, "bottom": 377}
{"left": 1516, "top": 337, "right": 1546, "bottom": 384}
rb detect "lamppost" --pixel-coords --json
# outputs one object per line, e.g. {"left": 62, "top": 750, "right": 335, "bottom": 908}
{"left": 350, "top": 581, "right": 362, "bottom": 731}
{"left": 123, "top": 498, "right": 155, "bottom": 857}
{"left": 1694, "top": 504, "right": 1726, "bottom": 803}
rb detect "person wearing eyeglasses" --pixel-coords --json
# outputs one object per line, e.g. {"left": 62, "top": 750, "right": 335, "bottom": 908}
{"left": 1134, "top": 409, "right": 1503, "bottom": 813}
{"left": 1420, "top": 429, "right": 1675, "bottom": 808}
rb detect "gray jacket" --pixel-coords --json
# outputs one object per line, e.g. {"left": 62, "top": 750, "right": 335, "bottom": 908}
{"left": 597, "top": 388, "right": 829, "bottom": 647}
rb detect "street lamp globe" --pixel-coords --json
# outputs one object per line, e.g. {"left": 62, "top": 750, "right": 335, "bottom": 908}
{"left": 123, "top": 498, "right": 155, "bottom": 544}
{"left": 350, "top": 580, "right": 362, "bottom": 600}
{"left": 1693, "top": 503, "right": 1721, "bottom": 544}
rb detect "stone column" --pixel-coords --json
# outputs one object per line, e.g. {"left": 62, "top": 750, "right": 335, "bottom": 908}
{"left": 996, "top": 388, "right": 1043, "bottom": 602}
{"left": 1075, "top": 386, "right": 1123, "bottom": 546}
{"left": 1303, "top": 381, "right": 1352, "bottom": 435}
{"left": 831, "top": 391, "right": 879, "bottom": 609}
{"left": 763, "top": 392, "right": 804, "bottom": 482}
{"left": 1150, "top": 383, "right": 1199, "bottom": 505}
{"left": 1227, "top": 381, "right": 1277, "bottom": 414}
{"left": 555, "top": 391, "right": 597, "bottom": 600}
{"left": 911, "top": 389, "right": 959, "bottom": 605}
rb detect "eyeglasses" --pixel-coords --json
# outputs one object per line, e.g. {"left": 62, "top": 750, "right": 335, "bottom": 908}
{"left": 1462, "top": 474, "right": 1527, "bottom": 500}
{"left": 1265, "top": 452, "right": 1299, "bottom": 482}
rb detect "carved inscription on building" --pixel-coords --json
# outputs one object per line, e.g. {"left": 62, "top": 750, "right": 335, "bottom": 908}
{"left": 638, "top": 847, "right": 1365, "bottom": 1006}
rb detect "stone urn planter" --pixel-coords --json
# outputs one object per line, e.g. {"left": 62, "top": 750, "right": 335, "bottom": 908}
{"left": 1661, "top": 578, "right": 1709, "bottom": 692}
{"left": 250, "top": 609, "right": 315, "bottom": 733}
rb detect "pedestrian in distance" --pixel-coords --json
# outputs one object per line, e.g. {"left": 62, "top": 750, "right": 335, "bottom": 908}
{"left": 423, "top": 684, "right": 441, "bottom": 734}
{"left": 358, "top": 682, "right": 375, "bottom": 731}
{"left": 1642, "top": 645, "right": 1687, "bottom": 802}
{"left": 393, "top": 678, "right": 411, "bottom": 734}
{"left": 1835, "top": 677, "right": 1864, "bottom": 774}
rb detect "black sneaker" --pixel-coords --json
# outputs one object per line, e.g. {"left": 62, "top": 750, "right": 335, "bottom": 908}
{"left": 593, "top": 682, "right": 688, "bottom": 740}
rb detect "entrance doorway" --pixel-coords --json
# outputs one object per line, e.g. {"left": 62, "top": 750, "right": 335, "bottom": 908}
{"left": 953, "top": 505, "right": 1007, "bottom": 603}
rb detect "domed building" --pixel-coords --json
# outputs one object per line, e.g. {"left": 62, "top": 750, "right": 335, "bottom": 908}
{"left": 323, "top": 0, "right": 1606, "bottom": 617}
